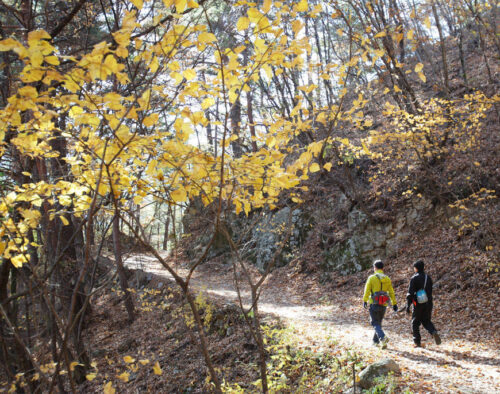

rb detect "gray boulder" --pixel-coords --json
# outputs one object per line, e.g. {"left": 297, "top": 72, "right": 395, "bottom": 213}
{"left": 358, "top": 358, "right": 400, "bottom": 389}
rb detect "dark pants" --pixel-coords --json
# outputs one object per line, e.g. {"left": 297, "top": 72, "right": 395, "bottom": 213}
{"left": 412, "top": 303, "right": 437, "bottom": 344}
{"left": 369, "top": 304, "right": 387, "bottom": 343}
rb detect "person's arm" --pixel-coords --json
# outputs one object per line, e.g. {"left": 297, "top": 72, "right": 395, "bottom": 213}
{"left": 363, "top": 276, "right": 372, "bottom": 303}
{"left": 406, "top": 276, "right": 416, "bottom": 307}
{"left": 387, "top": 278, "right": 397, "bottom": 306}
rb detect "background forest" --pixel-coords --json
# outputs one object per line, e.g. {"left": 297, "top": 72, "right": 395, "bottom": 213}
{"left": 0, "top": 0, "right": 499, "bottom": 392}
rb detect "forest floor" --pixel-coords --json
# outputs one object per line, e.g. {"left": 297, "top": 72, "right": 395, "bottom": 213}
{"left": 124, "top": 250, "right": 500, "bottom": 394}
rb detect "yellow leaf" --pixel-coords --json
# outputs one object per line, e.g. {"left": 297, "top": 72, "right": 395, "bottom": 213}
{"left": 133, "top": 195, "right": 143, "bottom": 205}
{"left": 361, "top": 141, "right": 370, "bottom": 155}
{"left": 29, "top": 50, "right": 44, "bottom": 68}
{"left": 0, "top": 241, "right": 6, "bottom": 256}
{"left": 143, "top": 113, "right": 159, "bottom": 127}
{"left": 103, "top": 382, "right": 115, "bottom": 394}
{"left": 472, "top": 222, "right": 480, "bottom": 227}
{"left": 28, "top": 30, "right": 51, "bottom": 44}
{"left": 153, "top": 361, "right": 163, "bottom": 375}
{"left": 123, "top": 356, "right": 135, "bottom": 364}
{"left": 0, "top": 38, "right": 25, "bottom": 55}
{"left": 236, "top": 17, "right": 250, "bottom": 31}
{"left": 150, "top": 56, "right": 159, "bottom": 73}
{"left": 262, "top": 0, "right": 272, "bottom": 13}
{"left": 201, "top": 97, "right": 215, "bottom": 110}
{"left": 130, "top": 0, "right": 143, "bottom": 9}
{"left": 424, "top": 17, "right": 431, "bottom": 29}
{"left": 414, "top": 63, "right": 423, "bottom": 73}
{"left": 309, "top": 163, "right": 320, "bottom": 173}
{"left": 296, "top": 0, "right": 308, "bottom": 12}
{"left": 69, "top": 362, "right": 81, "bottom": 372}
{"left": 248, "top": 8, "right": 261, "bottom": 23}
{"left": 407, "top": 29, "right": 414, "bottom": 40}
{"left": 18, "top": 86, "right": 38, "bottom": 99}
{"left": 183, "top": 69, "right": 196, "bottom": 81}
{"left": 323, "top": 163, "right": 332, "bottom": 171}
{"left": 175, "top": 0, "right": 187, "bottom": 12}
{"left": 11, "top": 254, "right": 28, "bottom": 268}
{"left": 59, "top": 215, "right": 70, "bottom": 226}
{"left": 139, "top": 359, "right": 150, "bottom": 365}
{"left": 171, "top": 187, "right": 187, "bottom": 203}
{"left": 198, "top": 32, "right": 216, "bottom": 44}
{"left": 117, "top": 372, "right": 130, "bottom": 382}
{"left": 418, "top": 72, "right": 426, "bottom": 83}
{"left": 374, "top": 31, "right": 386, "bottom": 38}
{"left": 254, "top": 38, "right": 267, "bottom": 54}
{"left": 292, "top": 20, "right": 303, "bottom": 35}
{"left": 86, "top": 373, "right": 97, "bottom": 381}
{"left": 45, "top": 55, "right": 60, "bottom": 65}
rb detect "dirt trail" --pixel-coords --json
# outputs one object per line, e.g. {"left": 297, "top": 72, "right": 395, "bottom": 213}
{"left": 125, "top": 254, "right": 500, "bottom": 393}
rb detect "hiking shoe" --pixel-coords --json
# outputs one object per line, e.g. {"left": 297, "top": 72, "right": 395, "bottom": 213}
{"left": 413, "top": 343, "right": 422, "bottom": 348}
{"left": 432, "top": 332, "right": 441, "bottom": 345}
{"left": 380, "top": 337, "right": 389, "bottom": 349}
{"left": 372, "top": 341, "right": 380, "bottom": 347}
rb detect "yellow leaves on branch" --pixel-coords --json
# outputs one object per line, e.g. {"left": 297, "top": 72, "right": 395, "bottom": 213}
{"left": 1, "top": 0, "right": 451, "bottom": 259}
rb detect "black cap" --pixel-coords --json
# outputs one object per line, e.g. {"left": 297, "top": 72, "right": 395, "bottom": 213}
{"left": 413, "top": 260, "right": 425, "bottom": 272}
{"left": 373, "top": 259, "right": 384, "bottom": 269}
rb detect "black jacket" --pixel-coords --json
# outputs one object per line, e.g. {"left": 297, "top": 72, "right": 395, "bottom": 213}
{"left": 406, "top": 271, "right": 433, "bottom": 307}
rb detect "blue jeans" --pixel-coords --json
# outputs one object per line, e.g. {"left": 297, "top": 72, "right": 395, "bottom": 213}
{"left": 369, "top": 304, "right": 387, "bottom": 343}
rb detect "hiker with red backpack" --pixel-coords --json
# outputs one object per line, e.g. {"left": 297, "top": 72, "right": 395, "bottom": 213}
{"left": 406, "top": 260, "right": 441, "bottom": 347}
{"left": 363, "top": 260, "right": 398, "bottom": 348}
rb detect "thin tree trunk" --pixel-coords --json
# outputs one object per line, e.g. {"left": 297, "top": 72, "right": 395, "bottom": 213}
{"left": 431, "top": 0, "right": 450, "bottom": 96}
{"left": 247, "top": 90, "right": 258, "bottom": 153}
{"left": 458, "top": 29, "right": 468, "bottom": 85}
{"left": 252, "top": 290, "right": 269, "bottom": 393}
{"left": 162, "top": 214, "right": 170, "bottom": 251}
{"left": 112, "top": 212, "right": 135, "bottom": 323}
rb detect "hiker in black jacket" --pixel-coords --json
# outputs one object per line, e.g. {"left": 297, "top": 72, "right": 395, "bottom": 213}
{"left": 406, "top": 260, "right": 441, "bottom": 347}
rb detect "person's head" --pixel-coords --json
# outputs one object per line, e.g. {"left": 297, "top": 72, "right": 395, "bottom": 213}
{"left": 413, "top": 260, "right": 425, "bottom": 273}
{"left": 373, "top": 259, "right": 384, "bottom": 271}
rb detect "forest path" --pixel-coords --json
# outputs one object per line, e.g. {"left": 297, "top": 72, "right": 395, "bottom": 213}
{"left": 125, "top": 254, "right": 500, "bottom": 393}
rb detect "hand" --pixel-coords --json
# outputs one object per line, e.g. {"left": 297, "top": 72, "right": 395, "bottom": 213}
{"left": 406, "top": 305, "right": 411, "bottom": 314}
{"left": 393, "top": 305, "right": 398, "bottom": 312}
{"left": 363, "top": 302, "right": 368, "bottom": 309}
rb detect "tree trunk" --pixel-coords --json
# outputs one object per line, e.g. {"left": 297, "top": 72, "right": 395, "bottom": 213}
{"left": 162, "top": 214, "right": 170, "bottom": 251}
{"left": 112, "top": 212, "right": 135, "bottom": 323}
{"left": 431, "top": 0, "right": 450, "bottom": 96}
